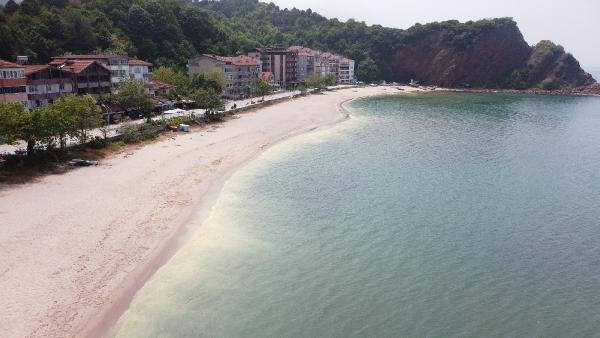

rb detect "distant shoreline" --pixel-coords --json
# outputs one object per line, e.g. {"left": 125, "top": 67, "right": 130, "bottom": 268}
{"left": 436, "top": 84, "right": 600, "bottom": 97}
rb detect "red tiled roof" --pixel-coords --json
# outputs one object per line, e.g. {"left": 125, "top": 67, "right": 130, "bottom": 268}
{"left": 24, "top": 65, "right": 50, "bottom": 76}
{"left": 54, "top": 60, "right": 109, "bottom": 74}
{"left": 202, "top": 54, "right": 261, "bottom": 66}
{"left": 0, "top": 59, "right": 23, "bottom": 69}
{"left": 52, "top": 54, "right": 126, "bottom": 60}
{"left": 128, "top": 59, "right": 153, "bottom": 66}
{"left": 261, "top": 72, "right": 273, "bottom": 81}
{"left": 151, "top": 80, "right": 175, "bottom": 90}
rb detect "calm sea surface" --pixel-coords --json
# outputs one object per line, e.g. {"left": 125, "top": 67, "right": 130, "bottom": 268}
{"left": 115, "top": 92, "right": 600, "bottom": 337}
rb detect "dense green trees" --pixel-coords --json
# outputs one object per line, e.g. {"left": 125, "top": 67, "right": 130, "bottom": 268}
{"left": 0, "top": 95, "right": 102, "bottom": 155}
{"left": 0, "top": 0, "right": 394, "bottom": 80}
{"left": 356, "top": 57, "right": 378, "bottom": 83}
{"left": 250, "top": 78, "right": 274, "bottom": 96}
{"left": 306, "top": 73, "right": 336, "bottom": 90}
{"left": 111, "top": 79, "right": 155, "bottom": 123}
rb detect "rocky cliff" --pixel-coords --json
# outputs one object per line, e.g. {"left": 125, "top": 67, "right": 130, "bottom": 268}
{"left": 393, "top": 18, "right": 596, "bottom": 89}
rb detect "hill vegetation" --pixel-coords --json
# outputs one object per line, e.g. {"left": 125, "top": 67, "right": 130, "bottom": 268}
{"left": 0, "top": 0, "right": 595, "bottom": 89}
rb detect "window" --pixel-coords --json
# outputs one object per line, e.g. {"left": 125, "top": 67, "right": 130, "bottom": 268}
{"left": 0, "top": 86, "right": 26, "bottom": 94}
{"left": 59, "top": 83, "right": 65, "bottom": 91}
{"left": 134, "top": 67, "right": 141, "bottom": 74}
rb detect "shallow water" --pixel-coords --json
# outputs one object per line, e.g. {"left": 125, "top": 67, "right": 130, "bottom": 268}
{"left": 115, "top": 92, "right": 600, "bottom": 337}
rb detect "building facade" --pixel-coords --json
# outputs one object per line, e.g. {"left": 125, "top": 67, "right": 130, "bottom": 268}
{"left": 24, "top": 65, "right": 74, "bottom": 110}
{"left": 128, "top": 59, "right": 153, "bottom": 92}
{"left": 188, "top": 54, "right": 261, "bottom": 99}
{"left": 0, "top": 60, "right": 27, "bottom": 105}
{"left": 50, "top": 54, "right": 151, "bottom": 90}
{"left": 338, "top": 58, "right": 356, "bottom": 84}
{"left": 248, "top": 47, "right": 289, "bottom": 88}
{"left": 54, "top": 60, "right": 111, "bottom": 100}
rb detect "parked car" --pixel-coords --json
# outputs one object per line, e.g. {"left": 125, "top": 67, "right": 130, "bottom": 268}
{"left": 67, "top": 159, "right": 99, "bottom": 167}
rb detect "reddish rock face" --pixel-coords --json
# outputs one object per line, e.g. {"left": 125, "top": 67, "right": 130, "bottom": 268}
{"left": 394, "top": 20, "right": 530, "bottom": 88}
{"left": 393, "top": 19, "right": 594, "bottom": 89}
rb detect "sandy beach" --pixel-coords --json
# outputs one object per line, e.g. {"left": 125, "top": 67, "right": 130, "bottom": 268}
{"left": 0, "top": 86, "right": 415, "bottom": 337}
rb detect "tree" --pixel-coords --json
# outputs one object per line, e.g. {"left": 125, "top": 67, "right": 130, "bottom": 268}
{"left": 152, "top": 65, "right": 190, "bottom": 94}
{"left": 202, "top": 68, "right": 226, "bottom": 93}
{"left": 250, "top": 78, "right": 274, "bottom": 96}
{"left": 4, "top": 0, "right": 19, "bottom": 15}
{"left": 111, "top": 79, "right": 155, "bottom": 123}
{"left": 306, "top": 74, "right": 336, "bottom": 90}
{"left": 189, "top": 88, "right": 224, "bottom": 111}
{"left": 322, "top": 73, "right": 337, "bottom": 86}
{"left": 0, "top": 103, "right": 24, "bottom": 146}
{"left": 356, "top": 56, "right": 378, "bottom": 83}
{"left": 0, "top": 103, "right": 53, "bottom": 156}
{"left": 306, "top": 74, "right": 326, "bottom": 90}
{"left": 53, "top": 94, "right": 102, "bottom": 144}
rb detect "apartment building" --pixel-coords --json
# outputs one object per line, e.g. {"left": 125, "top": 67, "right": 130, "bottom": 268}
{"left": 24, "top": 65, "right": 74, "bottom": 110}
{"left": 338, "top": 58, "right": 356, "bottom": 84}
{"left": 248, "top": 47, "right": 289, "bottom": 88}
{"left": 188, "top": 54, "right": 262, "bottom": 99}
{"left": 280, "top": 46, "right": 356, "bottom": 84}
{"left": 0, "top": 60, "right": 27, "bottom": 105}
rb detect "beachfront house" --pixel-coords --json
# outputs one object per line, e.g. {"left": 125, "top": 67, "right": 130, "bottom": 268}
{"left": 25, "top": 65, "right": 74, "bottom": 110}
{"left": 52, "top": 60, "right": 111, "bottom": 100}
{"left": 188, "top": 54, "right": 262, "bottom": 99}
{"left": 51, "top": 54, "right": 130, "bottom": 90}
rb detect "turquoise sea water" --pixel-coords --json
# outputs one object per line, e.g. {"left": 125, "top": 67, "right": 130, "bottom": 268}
{"left": 115, "top": 92, "right": 600, "bottom": 337}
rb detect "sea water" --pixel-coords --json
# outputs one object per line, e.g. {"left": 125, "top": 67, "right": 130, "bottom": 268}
{"left": 114, "top": 92, "right": 600, "bottom": 337}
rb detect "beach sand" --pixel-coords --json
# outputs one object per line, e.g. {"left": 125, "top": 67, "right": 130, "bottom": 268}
{"left": 0, "top": 86, "right": 418, "bottom": 337}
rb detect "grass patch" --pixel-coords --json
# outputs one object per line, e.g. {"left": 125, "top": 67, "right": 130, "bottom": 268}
{"left": 108, "top": 140, "right": 126, "bottom": 152}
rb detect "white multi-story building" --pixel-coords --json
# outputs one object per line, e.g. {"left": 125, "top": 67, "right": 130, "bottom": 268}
{"left": 338, "top": 58, "right": 355, "bottom": 84}
{"left": 128, "top": 59, "right": 153, "bottom": 93}
{"left": 128, "top": 59, "right": 152, "bottom": 84}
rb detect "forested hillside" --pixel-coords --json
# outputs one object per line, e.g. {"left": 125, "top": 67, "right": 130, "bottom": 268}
{"left": 0, "top": 0, "right": 595, "bottom": 89}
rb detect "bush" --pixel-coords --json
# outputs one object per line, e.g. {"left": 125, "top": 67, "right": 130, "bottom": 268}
{"left": 139, "top": 125, "right": 158, "bottom": 141}
{"left": 120, "top": 123, "right": 142, "bottom": 144}
{"left": 88, "top": 136, "right": 108, "bottom": 149}
{"left": 108, "top": 141, "right": 125, "bottom": 152}
{"left": 166, "top": 115, "right": 196, "bottom": 126}
{"left": 539, "top": 78, "right": 564, "bottom": 91}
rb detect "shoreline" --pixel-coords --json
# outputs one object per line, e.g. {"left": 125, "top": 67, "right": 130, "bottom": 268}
{"left": 86, "top": 90, "right": 357, "bottom": 338}
{"left": 0, "top": 86, "right": 412, "bottom": 338}
{"left": 437, "top": 85, "right": 600, "bottom": 97}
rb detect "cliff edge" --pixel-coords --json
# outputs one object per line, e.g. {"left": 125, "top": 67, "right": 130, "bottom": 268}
{"left": 393, "top": 18, "right": 596, "bottom": 90}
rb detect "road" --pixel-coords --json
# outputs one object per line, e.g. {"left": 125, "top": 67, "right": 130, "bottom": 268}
{"left": 0, "top": 89, "right": 311, "bottom": 155}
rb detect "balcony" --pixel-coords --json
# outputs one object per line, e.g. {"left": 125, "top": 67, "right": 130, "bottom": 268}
{"left": 27, "top": 78, "right": 72, "bottom": 86}
{"left": 28, "top": 92, "right": 61, "bottom": 101}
